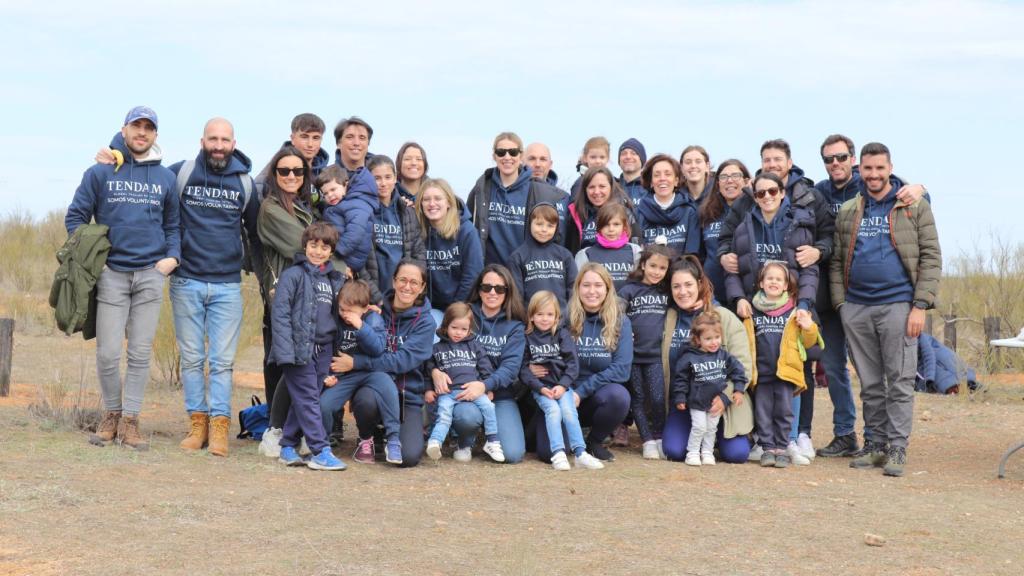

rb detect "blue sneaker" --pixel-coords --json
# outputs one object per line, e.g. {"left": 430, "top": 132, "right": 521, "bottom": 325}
{"left": 279, "top": 446, "right": 304, "bottom": 466}
{"left": 385, "top": 438, "right": 403, "bottom": 465}
{"left": 307, "top": 448, "right": 347, "bottom": 471}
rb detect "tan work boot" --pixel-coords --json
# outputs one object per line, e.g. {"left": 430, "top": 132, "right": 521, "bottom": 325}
{"left": 89, "top": 410, "right": 122, "bottom": 446}
{"left": 179, "top": 412, "right": 209, "bottom": 451}
{"left": 208, "top": 415, "right": 231, "bottom": 457}
{"left": 116, "top": 415, "right": 150, "bottom": 451}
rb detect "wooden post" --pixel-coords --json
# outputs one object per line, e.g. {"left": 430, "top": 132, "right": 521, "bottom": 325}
{"left": 984, "top": 317, "right": 1002, "bottom": 374}
{"left": 0, "top": 318, "right": 13, "bottom": 397}
{"left": 943, "top": 314, "right": 957, "bottom": 351}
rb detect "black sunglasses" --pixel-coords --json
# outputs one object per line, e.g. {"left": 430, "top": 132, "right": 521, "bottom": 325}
{"left": 494, "top": 148, "right": 521, "bottom": 158}
{"left": 753, "top": 187, "right": 782, "bottom": 199}
{"left": 822, "top": 153, "right": 851, "bottom": 164}
{"left": 275, "top": 167, "right": 304, "bottom": 177}
{"left": 479, "top": 283, "right": 508, "bottom": 295}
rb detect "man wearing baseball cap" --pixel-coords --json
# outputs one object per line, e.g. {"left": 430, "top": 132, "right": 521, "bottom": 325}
{"left": 66, "top": 105, "right": 180, "bottom": 451}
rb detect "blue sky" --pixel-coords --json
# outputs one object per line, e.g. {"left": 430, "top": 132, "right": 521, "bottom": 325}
{"left": 2, "top": 1, "right": 1021, "bottom": 262}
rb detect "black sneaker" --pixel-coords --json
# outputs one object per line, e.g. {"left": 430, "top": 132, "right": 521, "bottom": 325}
{"left": 587, "top": 441, "right": 616, "bottom": 462}
{"left": 883, "top": 446, "right": 907, "bottom": 477}
{"left": 817, "top": 433, "right": 860, "bottom": 458}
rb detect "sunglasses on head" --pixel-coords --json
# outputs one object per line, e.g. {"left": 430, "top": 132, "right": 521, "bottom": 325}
{"left": 822, "top": 153, "right": 851, "bottom": 164}
{"left": 275, "top": 167, "right": 304, "bottom": 177}
{"left": 753, "top": 187, "right": 782, "bottom": 199}
{"left": 494, "top": 148, "right": 521, "bottom": 158}
{"left": 479, "top": 283, "right": 508, "bottom": 295}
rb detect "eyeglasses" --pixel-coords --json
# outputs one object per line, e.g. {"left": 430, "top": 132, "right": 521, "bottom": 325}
{"left": 395, "top": 277, "right": 423, "bottom": 289}
{"left": 479, "top": 283, "right": 508, "bottom": 295}
{"left": 718, "top": 172, "right": 745, "bottom": 182}
{"left": 753, "top": 187, "right": 782, "bottom": 199}
{"left": 822, "top": 153, "right": 851, "bottom": 164}
{"left": 275, "top": 167, "right": 304, "bottom": 177}
{"left": 494, "top": 148, "right": 521, "bottom": 158}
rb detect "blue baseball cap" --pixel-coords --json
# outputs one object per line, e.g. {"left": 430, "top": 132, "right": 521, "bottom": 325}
{"left": 124, "top": 106, "right": 158, "bottom": 130}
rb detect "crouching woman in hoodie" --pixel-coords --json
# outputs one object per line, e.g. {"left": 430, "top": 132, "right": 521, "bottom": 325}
{"left": 533, "top": 263, "right": 633, "bottom": 463}
{"left": 330, "top": 259, "right": 436, "bottom": 467}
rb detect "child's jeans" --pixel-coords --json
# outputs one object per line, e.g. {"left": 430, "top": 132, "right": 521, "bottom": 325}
{"left": 533, "top": 389, "right": 585, "bottom": 456}
{"left": 686, "top": 409, "right": 721, "bottom": 456}
{"left": 429, "top": 389, "right": 498, "bottom": 444}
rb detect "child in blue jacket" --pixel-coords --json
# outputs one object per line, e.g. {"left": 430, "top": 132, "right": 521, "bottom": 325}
{"left": 318, "top": 164, "right": 378, "bottom": 273}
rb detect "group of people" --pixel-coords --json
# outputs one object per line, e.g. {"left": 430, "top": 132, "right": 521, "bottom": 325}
{"left": 64, "top": 106, "right": 941, "bottom": 477}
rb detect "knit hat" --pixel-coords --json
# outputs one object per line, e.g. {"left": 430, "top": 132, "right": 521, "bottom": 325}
{"left": 618, "top": 138, "right": 647, "bottom": 165}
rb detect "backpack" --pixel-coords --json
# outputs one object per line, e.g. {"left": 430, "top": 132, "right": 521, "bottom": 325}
{"left": 175, "top": 159, "right": 258, "bottom": 272}
{"left": 236, "top": 395, "right": 269, "bottom": 441}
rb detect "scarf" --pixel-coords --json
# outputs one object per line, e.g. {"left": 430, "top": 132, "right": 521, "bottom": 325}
{"left": 596, "top": 231, "right": 629, "bottom": 249}
{"left": 751, "top": 290, "right": 793, "bottom": 316}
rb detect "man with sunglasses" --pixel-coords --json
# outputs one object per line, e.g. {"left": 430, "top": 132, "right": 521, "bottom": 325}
{"left": 830, "top": 142, "right": 940, "bottom": 477}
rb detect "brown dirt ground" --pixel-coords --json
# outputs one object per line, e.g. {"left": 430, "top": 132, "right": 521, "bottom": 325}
{"left": 1, "top": 333, "right": 1024, "bottom": 576}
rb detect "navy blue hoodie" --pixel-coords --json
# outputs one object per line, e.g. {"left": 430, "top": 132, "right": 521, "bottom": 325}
{"left": 520, "top": 326, "right": 579, "bottom": 392}
{"left": 619, "top": 174, "right": 648, "bottom": 206}
{"left": 702, "top": 205, "right": 731, "bottom": 305}
{"left": 508, "top": 203, "right": 578, "bottom": 309}
{"left": 424, "top": 216, "right": 484, "bottom": 312}
{"left": 471, "top": 167, "right": 534, "bottom": 265}
{"left": 575, "top": 313, "right": 633, "bottom": 399}
{"left": 672, "top": 346, "right": 748, "bottom": 411}
{"left": 472, "top": 303, "right": 526, "bottom": 401}
{"left": 352, "top": 292, "right": 436, "bottom": 407}
{"left": 667, "top": 305, "right": 702, "bottom": 370}
{"left": 321, "top": 166, "right": 379, "bottom": 272}
{"left": 427, "top": 334, "right": 494, "bottom": 389}
{"left": 636, "top": 193, "right": 700, "bottom": 256}
{"left": 169, "top": 147, "right": 259, "bottom": 284}
{"left": 66, "top": 133, "right": 180, "bottom": 271}
{"left": 846, "top": 183, "right": 914, "bottom": 305}
{"left": 333, "top": 310, "right": 387, "bottom": 360}
{"left": 618, "top": 280, "right": 669, "bottom": 365}
{"left": 575, "top": 242, "right": 640, "bottom": 291}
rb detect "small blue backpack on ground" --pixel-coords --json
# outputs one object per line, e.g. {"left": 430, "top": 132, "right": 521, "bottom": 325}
{"left": 237, "top": 395, "right": 269, "bottom": 441}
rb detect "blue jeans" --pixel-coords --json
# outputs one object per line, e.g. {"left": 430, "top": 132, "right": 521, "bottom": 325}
{"left": 533, "top": 390, "right": 585, "bottom": 456}
{"left": 429, "top": 390, "right": 497, "bottom": 444}
{"left": 170, "top": 276, "right": 243, "bottom": 418}
{"left": 820, "top": 306, "right": 857, "bottom": 437}
{"left": 450, "top": 399, "right": 526, "bottom": 463}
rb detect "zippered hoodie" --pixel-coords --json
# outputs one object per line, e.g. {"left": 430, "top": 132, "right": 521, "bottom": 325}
{"left": 473, "top": 303, "right": 526, "bottom": 401}
{"left": 427, "top": 334, "right": 495, "bottom": 389}
{"left": 520, "top": 326, "right": 579, "bottom": 392}
{"left": 672, "top": 346, "right": 748, "bottom": 411}
{"left": 321, "top": 166, "right": 379, "bottom": 272}
{"left": 636, "top": 192, "right": 700, "bottom": 256}
{"left": 424, "top": 213, "right": 484, "bottom": 312}
{"left": 574, "top": 313, "right": 633, "bottom": 399}
{"left": 618, "top": 280, "right": 669, "bottom": 364}
{"left": 66, "top": 133, "right": 180, "bottom": 271}
{"left": 169, "top": 147, "right": 258, "bottom": 283}
{"left": 352, "top": 292, "right": 436, "bottom": 407}
{"left": 268, "top": 253, "right": 344, "bottom": 366}
{"left": 508, "top": 202, "right": 578, "bottom": 309}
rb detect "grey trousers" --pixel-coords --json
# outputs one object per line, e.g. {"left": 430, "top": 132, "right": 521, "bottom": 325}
{"left": 95, "top": 266, "right": 166, "bottom": 416}
{"left": 755, "top": 378, "right": 794, "bottom": 451}
{"left": 840, "top": 302, "right": 917, "bottom": 449}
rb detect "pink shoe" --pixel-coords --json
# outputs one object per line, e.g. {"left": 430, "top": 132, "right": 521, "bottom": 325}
{"left": 353, "top": 437, "right": 375, "bottom": 464}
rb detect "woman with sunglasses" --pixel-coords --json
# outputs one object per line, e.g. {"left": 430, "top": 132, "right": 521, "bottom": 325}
{"left": 468, "top": 131, "right": 569, "bottom": 267}
{"left": 566, "top": 166, "right": 636, "bottom": 254}
{"left": 635, "top": 154, "right": 700, "bottom": 257}
{"left": 332, "top": 258, "right": 436, "bottom": 466}
{"left": 256, "top": 146, "right": 315, "bottom": 457}
{"left": 443, "top": 265, "right": 529, "bottom": 463}
{"left": 699, "top": 159, "right": 751, "bottom": 305}
{"left": 415, "top": 178, "right": 483, "bottom": 317}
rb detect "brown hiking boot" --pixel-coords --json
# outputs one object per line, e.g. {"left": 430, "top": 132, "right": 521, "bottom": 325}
{"left": 179, "top": 412, "right": 209, "bottom": 451}
{"left": 89, "top": 410, "right": 122, "bottom": 446}
{"left": 116, "top": 415, "right": 150, "bottom": 451}
{"left": 208, "top": 415, "right": 230, "bottom": 457}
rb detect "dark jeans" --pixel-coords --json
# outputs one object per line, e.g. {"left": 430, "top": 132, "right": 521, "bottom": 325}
{"left": 351, "top": 385, "right": 424, "bottom": 467}
{"left": 533, "top": 383, "right": 630, "bottom": 462}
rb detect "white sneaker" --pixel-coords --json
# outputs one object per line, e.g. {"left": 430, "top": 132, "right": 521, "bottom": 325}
{"left": 701, "top": 452, "right": 716, "bottom": 466}
{"left": 575, "top": 451, "right": 605, "bottom": 469}
{"left": 551, "top": 451, "right": 571, "bottom": 471}
{"left": 797, "top": 433, "right": 816, "bottom": 461}
{"left": 642, "top": 440, "right": 660, "bottom": 460}
{"left": 298, "top": 437, "right": 312, "bottom": 457}
{"left": 426, "top": 439, "right": 442, "bottom": 461}
{"left": 453, "top": 446, "right": 472, "bottom": 463}
{"left": 482, "top": 441, "right": 505, "bottom": 463}
{"left": 787, "top": 441, "right": 811, "bottom": 466}
{"left": 748, "top": 444, "right": 764, "bottom": 462}
{"left": 656, "top": 439, "right": 665, "bottom": 460}
{"left": 684, "top": 452, "right": 702, "bottom": 466}
{"left": 258, "top": 427, "right": 282, "bottom": 458}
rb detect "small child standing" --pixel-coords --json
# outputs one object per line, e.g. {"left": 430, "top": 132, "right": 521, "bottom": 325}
{"left": 575, "top": 203, "right": 642, "bottom": 291}
{"left": 317, "top": 163, "right": 379, "bottom": 273}
{"left": 318, "top": 280, "right": 398, "bottom": 461}
{"left": 425, "top": 303, "right": 505, "bottom": 462}
{"left": 268, "top": 222, "right": 347, "bottom": 471}
{"left": 748, "top": 261, "right": 820, "bottom": 469}
{"left": 507, "top": 202, "right": 578, "bottom": 311}
{"left": 672, "top": 311, "right": 748, "bottom": 466}
{"left": 520, "top": 291, "right": 604, "bottom": 471}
